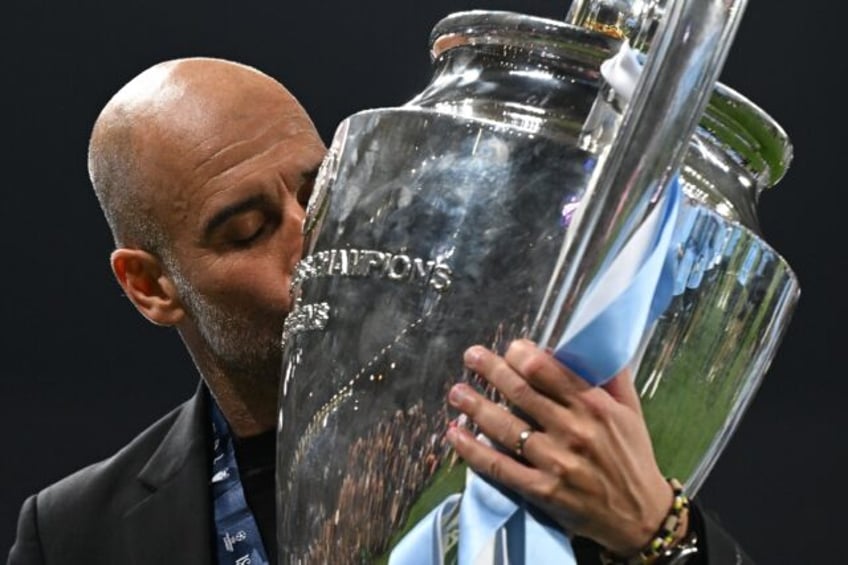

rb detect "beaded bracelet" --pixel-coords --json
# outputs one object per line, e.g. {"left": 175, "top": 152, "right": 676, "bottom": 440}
{"left": 600, "top": 477, "right": 690, "bottom": 565}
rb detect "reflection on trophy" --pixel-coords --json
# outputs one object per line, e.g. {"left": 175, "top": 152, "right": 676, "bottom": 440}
{"left": 277, "top": 1, "right": 799, "bottom": 562}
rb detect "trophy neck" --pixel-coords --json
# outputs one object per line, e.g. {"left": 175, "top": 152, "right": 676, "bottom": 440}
{"left": 407, "top": 10, "right": 792, "bottom": 233}
{"left": 407, "top": 10, "right": 621, "bottom": 143}
{"left": 564, "top": 1, "right": 793, "bottom": 229}
{"left": 687, "top": 84, "right": 793, "bottom": 232}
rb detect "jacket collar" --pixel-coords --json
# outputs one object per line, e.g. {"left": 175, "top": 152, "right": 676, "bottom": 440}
{"left": 136, "top": 384, "right": 210, "bottom": 490}
{"left": 123, "top": 384, "right": 215, "bottom": 565}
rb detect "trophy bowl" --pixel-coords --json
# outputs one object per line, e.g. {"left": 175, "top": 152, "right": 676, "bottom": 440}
{"left": 276, "top": 7, "right": 798, "bottom": 563}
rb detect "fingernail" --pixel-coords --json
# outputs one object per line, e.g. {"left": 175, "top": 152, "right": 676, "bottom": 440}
{"left": 448, "top": 415, "right": 468, "bottom": 430}
{"left": 464, "top": 346, "right": 484, "bottom": 368}
{"left": 446, "top": 427, "right": 459, "bottom": 445}
{"left": 475, "top": 433, "right": 493, "bottom": 447}
{"left": 449, "top": 384, "right": 469, "bottom": 406}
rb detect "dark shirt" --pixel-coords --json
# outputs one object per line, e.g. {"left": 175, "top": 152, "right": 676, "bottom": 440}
{"left": 233, "top": 430, "right": 278, "bottom": 565}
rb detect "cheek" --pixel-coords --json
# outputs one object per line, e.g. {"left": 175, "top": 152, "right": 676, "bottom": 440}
{"left": 187, "top": 205, "right": 305, "bottom": 315}
{"left": 206, "top": 272, "right": 294, "bottom": 327}
{"left": 200, "top": 253, "right": 296, "bottom": 317}
{"left": 237, "top": 227, "right": 304, "bottom": 313}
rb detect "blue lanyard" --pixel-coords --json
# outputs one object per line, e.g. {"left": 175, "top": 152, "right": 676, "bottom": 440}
{"left": 209, "top": 400, "right": 270, "bottom": 565}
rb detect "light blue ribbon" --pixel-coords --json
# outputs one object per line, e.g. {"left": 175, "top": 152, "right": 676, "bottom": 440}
{"left": 553, "top": 177, "right": 681, "bottom": 385}
{"left": 389, "top": 178, "right": 682, "bottom": 564}
{"left": 389, "top": 470, "right": 573, "bottom": 565}
{"left": 458, "top": 471, "right": 573, "bottom": 564}
{"left": 388, "top": 494, "right": 461, "bottom": 565}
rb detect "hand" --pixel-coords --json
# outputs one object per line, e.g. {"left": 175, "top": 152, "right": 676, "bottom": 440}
{"left": 445, "top": 339, "right": 674, "bottom": 557}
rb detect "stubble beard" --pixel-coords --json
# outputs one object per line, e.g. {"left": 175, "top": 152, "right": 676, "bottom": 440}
{"left": 171, "top": 272, "right": 284, "bottom": 383}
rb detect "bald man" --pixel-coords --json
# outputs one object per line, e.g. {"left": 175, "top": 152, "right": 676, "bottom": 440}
{"left": 7, "top": 58, "right": 750, "bottom": 565}
{"left": 9, "top": 58, "right": 324, "bottom": 565}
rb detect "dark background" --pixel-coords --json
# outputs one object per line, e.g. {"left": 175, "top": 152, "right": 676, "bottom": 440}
{"left": 2, "top": 1, "right": 843, "bottom": 562}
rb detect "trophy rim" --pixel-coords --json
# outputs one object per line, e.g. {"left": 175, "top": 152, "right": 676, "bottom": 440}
{"left": 429, "top": 10, "right": 620, "bottom": 66}
{"left": 429, "top": 10, "right": 793, "bottom": 194}
{"left": 708, "top": 82, "right": 794, "bottom": 189}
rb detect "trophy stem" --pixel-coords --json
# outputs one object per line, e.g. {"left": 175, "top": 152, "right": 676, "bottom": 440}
{"left": 534, "top": 0, "right": 751, "bottom": 351}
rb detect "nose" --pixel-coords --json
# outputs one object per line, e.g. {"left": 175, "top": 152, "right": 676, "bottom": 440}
{"left": 273, "top": 190, "right": 308, "bottom": 275}
{"left": 291, "top": 204, "right": 308, "bottom": 263}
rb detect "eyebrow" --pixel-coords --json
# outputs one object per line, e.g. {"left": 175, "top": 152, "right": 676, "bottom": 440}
{"left": 203, "top": 194, "right": 269, "bottom": 239}
{"left": 202, "top": 165, "right": 321, "bottom": 238}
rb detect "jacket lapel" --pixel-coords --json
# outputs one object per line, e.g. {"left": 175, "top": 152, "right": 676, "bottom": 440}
{"left": 123, "top": 387, "right": 214, "bottom": 565}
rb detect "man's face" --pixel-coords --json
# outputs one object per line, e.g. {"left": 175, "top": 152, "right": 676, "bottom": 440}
{"left": 150, "top": 89, "right": 326, "bottom": 379}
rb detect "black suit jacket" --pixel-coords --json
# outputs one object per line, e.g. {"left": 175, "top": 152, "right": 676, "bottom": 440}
{"left": 7, "top": 387, "right": 753, "bottom": 564}
{"left": 7, "top": 390, "right": 214, "bottom": 565}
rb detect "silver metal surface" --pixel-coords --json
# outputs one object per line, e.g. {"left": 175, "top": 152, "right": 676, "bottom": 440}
{"left": 276, "top": 8, "right": 798, "bottom": 564}
{"left": 534, "top": 0, "right": 751, "bottom": 357}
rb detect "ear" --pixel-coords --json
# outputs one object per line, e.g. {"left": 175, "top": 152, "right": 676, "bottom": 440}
{"left": 110, "top": 248, "right": 186, "bottom": 326}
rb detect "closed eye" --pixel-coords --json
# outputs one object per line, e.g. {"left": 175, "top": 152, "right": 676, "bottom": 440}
{"left": 203, "top": 194, "right": 282, "bottom": 250}
{"left": 211, "top": 208, "right": 280, "bottom": 250}
{"left": 229, "top": 220, "right": 268, "bottom": 248}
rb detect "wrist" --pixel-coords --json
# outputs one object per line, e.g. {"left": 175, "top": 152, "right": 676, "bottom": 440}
{"left": 666, "top": 503, "right": 690, "bottom": 551}
{"left": 601, "top": 478, "right": 693, "bottom": 565}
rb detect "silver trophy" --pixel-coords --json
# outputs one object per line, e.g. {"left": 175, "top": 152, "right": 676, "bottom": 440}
{"left": 277, "top": 1, "right": 799, "bottom": 562}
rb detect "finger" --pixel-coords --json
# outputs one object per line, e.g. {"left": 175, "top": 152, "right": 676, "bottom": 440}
{"left": 446, "top": 425, "right": 585, "bottom": 524}
{"left": 601, "top": 367, "right": 643, "bottom": 415}
{"left": 504, "top": 340, "right": 629, "bottom": 426}
{"left": 446, "top": 424, "right": 554, "bottom": 494}
{"left": 503, "top": 339, "right": 592, "bottom": 403}
{"left": 462, "top": 346, "right": 568, "bottom": 431}
{"left": 448, "top": 383, "right": 549, "bottom": 461}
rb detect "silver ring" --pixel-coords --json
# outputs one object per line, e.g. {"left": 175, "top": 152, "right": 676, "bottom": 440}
{"left": 515, "top": 428, "right": 535, "bottom": 456}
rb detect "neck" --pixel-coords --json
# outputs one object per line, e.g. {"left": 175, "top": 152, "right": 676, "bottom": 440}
{"left": 206, "top": 373, "right": 279, "bottom": 438}
{"left": 181, "top": 331, "right": 280, "bottom": 438}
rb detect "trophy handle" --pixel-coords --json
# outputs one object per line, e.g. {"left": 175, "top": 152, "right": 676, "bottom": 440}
{"left": 533, "top": 0, "right": 751, "bottom": 347}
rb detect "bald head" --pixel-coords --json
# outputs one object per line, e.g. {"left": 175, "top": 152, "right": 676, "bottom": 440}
{"left": 88, "top": 57, "right": 317, "bottom": 255}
